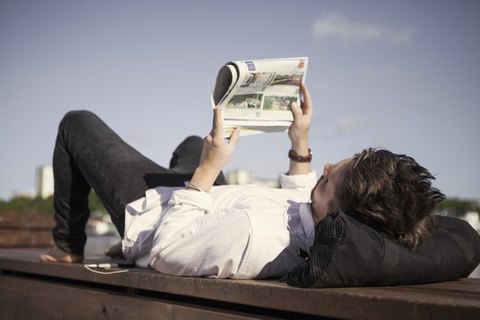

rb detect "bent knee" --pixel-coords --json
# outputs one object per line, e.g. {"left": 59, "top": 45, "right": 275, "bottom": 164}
{"left": 183, "top": 135, "right": 203, "bottom": 145}
{"left": 62, "top": 110, "right": 96, "bottom": 122}
{"left": 59, "top": 110, "right": 98, "bottom": 129}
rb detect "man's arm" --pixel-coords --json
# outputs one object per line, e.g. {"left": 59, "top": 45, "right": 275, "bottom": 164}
{"left": 188, "top": 106, "right": 240, "bottom": 192}
{"left": 288, "top": 83, "right": 313, "bottom": 176}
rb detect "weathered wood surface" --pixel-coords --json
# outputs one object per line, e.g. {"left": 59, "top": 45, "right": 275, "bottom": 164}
{"left": 0, "top": 211, "right": 54, "bottom": 247}
{"left": 1, "top": 276, "right": 278, "bottom": 320}
{"left": 1, "top": 248, "right": 479, "bottom": 320}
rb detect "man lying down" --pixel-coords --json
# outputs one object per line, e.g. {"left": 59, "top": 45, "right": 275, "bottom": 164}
{"left": 40, "top": 83, "right": 480, "bottom": 287}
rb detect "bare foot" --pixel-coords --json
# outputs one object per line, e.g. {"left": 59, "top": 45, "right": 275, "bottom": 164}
{"left": 40, "top": 244, "right": 84, "bottom": 263}
{"left": 104, "top": 241, "right": 125, "bottom": 259}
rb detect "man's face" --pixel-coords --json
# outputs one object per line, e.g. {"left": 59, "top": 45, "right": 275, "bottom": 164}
{"left": 311, "top": 157, "right": 352, "bottom": 223}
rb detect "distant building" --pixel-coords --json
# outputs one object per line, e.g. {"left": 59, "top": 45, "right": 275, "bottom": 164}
{"left": 36, "top": 165, "right": 54, "bottom": 199}
{"left": 227, "top": 170, "right": 252, "bottom": 185}
{"left": 464, "top": 211, "right": 480, "bottom": 232}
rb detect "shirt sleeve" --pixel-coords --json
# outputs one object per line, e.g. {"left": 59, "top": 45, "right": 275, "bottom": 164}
{"left": 150, "top": 189, "right": 252, "bottom": 278}
{"left": 280, "top": 170, "right": 318, "bottom": 191}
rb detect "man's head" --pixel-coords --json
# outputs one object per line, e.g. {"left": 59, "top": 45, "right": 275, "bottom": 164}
{"left": 310, "top": 157, "right": 351, "bottom": 223}
{"left": 311, "top": 148, "right": 445, "bottom": 250}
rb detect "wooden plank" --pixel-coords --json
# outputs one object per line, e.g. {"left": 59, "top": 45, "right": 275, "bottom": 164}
{"left": 0, "top": 230, "right": 53, "bottom": 247}
{"left": 399, "top": 278, "right": 480, "bottom": 294}
{"left": 1, "top": 248, "right": 479, "bottom": 320}
{"left": 0, "top": 275, "right": 281, "bottom": 320}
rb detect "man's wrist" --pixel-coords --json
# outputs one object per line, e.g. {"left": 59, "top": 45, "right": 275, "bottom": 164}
{"left": 186, "top": 184, "right": 209, "bottom": 193}
{"left": 289, "top": 149, "right": 312, "bottom": 162}
{"left": 290, "top": 138, "right": 309, "bottom": 154}
{"left": 189, "top": 166, "right": 219, "bottom": 193}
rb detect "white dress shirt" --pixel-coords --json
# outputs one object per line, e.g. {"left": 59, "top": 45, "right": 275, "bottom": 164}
{"left": 122, "top": 170, "right": 317, "bottom": 279}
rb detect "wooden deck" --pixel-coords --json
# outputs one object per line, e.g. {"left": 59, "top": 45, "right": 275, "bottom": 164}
{"left": 1, "top": 247, "right": 479, "bottom": 319}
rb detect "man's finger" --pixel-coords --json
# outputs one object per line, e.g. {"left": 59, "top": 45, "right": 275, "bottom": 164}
{"left": 300, "top": 83, "right": 312, "bottom": 107}
{"left": 300, "top": 83, "right": 313, "bottom": 117}
{"left": 227, "top": 127, "right": 241, "bottom": 146}
{"left": 212, "top": 106, "right": 224, "bottom": 138}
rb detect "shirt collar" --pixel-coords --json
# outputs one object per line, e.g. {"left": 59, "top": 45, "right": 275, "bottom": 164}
{"left": 299, "top": 202, "right": 316, "bottom": 246}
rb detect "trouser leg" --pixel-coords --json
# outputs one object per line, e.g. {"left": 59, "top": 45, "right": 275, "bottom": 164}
{"left": 52, "top": 111, "right": 180, "bottom": 254}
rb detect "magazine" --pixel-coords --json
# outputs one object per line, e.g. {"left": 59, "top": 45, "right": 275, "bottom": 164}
{"left": 211, "top": 57, "right": 308, "bottom": 137}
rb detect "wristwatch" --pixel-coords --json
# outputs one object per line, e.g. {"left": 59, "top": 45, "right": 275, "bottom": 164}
{"left": 288, "top": 149, "right": 312, "bottom": 162}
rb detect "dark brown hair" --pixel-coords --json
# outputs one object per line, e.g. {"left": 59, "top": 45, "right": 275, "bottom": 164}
{"left": 333, "top": 148, "right": 445, "bottom": 250}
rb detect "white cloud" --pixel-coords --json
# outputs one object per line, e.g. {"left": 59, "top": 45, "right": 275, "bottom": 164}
{"left": 312, "top": 13, "right": 414, "bottom": 44}
{"left": 337, "top": 117, "right": 356, "bottom": 135}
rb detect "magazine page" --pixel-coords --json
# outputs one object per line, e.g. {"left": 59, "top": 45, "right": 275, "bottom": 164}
{"left": 212, "top": 64, "right": 238, "bottom": 106}
{"left": 212, "top": 57, "right": 308, "bottom": 137}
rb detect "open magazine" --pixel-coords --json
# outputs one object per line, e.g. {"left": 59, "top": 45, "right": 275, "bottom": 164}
{"left": 211, "top": 57, "right": 308, "bottom": 137}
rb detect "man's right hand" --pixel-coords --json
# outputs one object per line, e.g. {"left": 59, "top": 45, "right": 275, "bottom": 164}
{"left": 189, "top": 106, "right": 240, "bottom": 192}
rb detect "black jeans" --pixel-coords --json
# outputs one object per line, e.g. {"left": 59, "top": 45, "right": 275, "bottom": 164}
{"left": 52, "top": 110, "right": 226, "bottom": 255}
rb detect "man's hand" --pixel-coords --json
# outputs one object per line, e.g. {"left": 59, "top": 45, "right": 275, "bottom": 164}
{"left": 288, "top": 83, "right": 313, "bottom": 175}
{"left": 288, "top": 82, "right": 312, "bottom": 151}
{"left": 189, "top": 106, "right": 240, "bottom": 192}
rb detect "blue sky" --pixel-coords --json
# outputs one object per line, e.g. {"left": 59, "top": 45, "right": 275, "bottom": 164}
{"left": 1, "top": 0, "right": 479, "bottom": 202}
